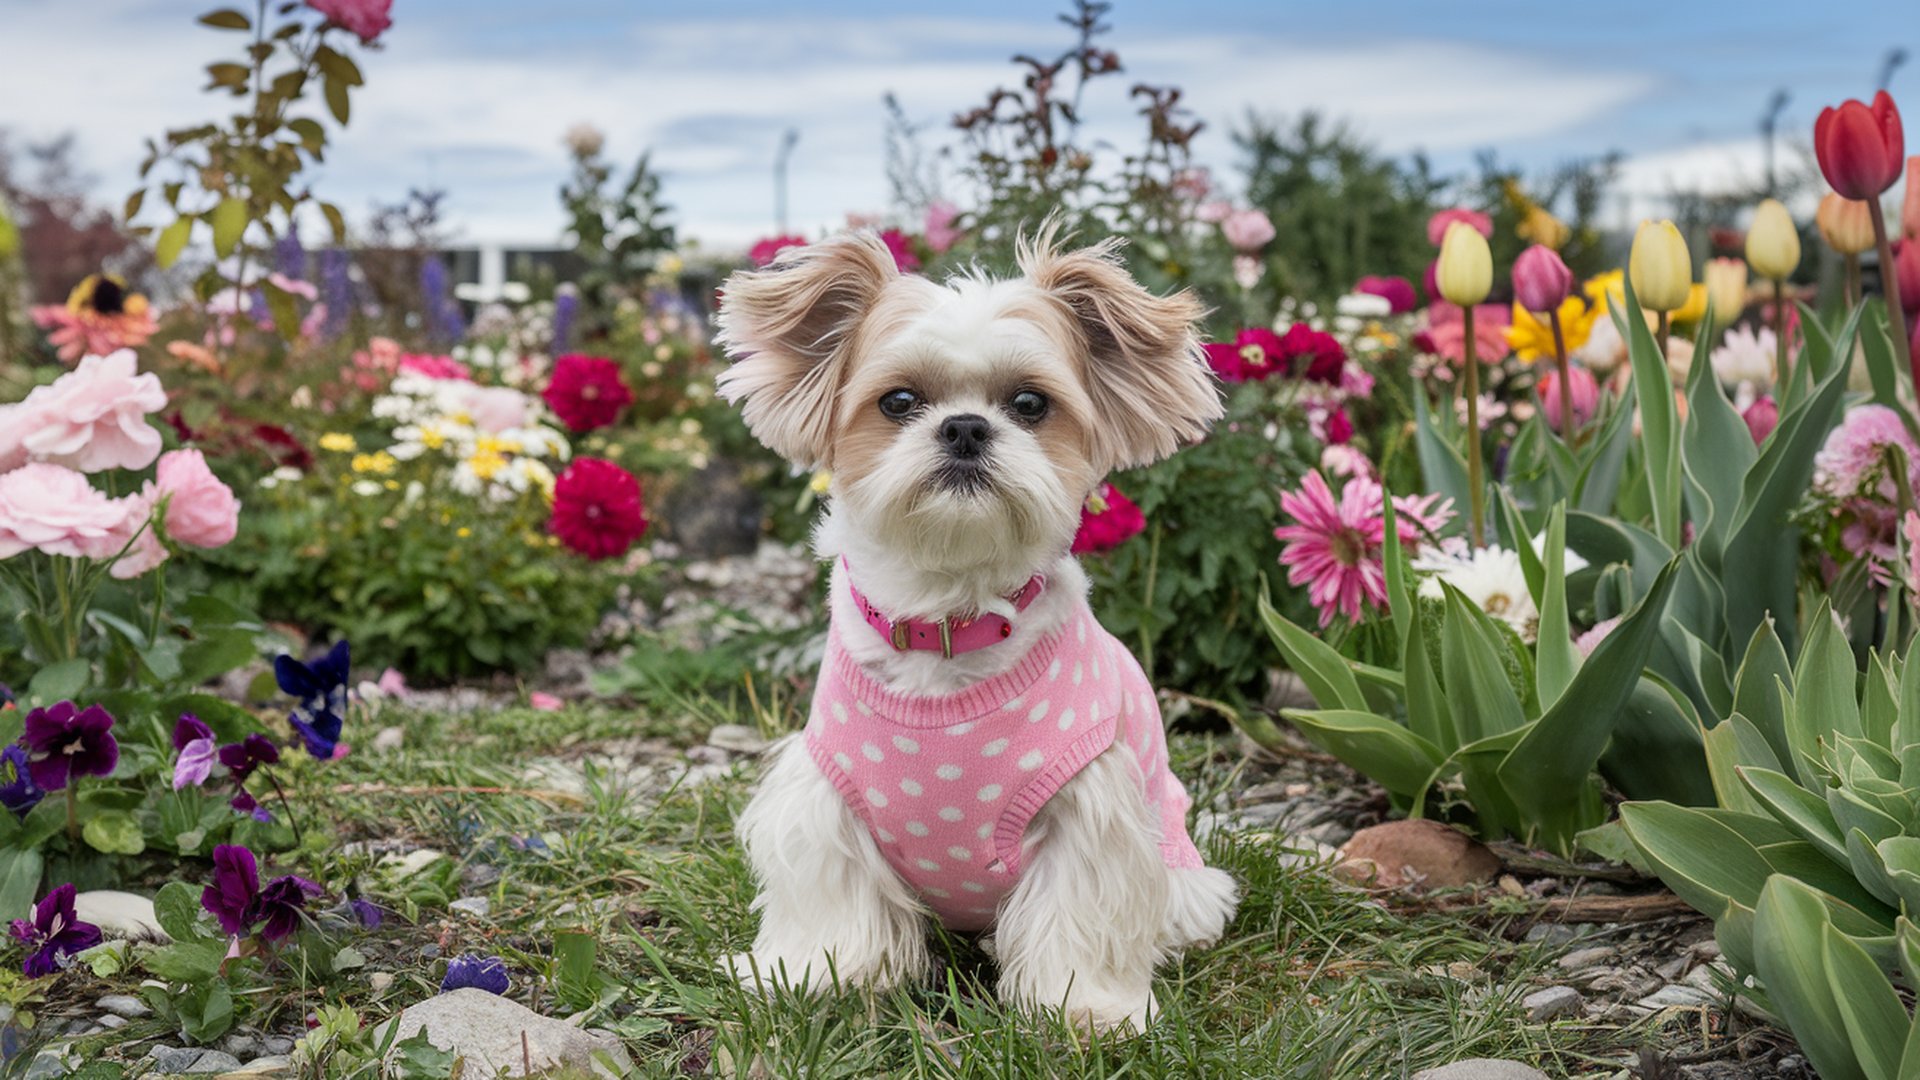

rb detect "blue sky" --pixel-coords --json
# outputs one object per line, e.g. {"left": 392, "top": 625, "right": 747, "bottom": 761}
{"left": 1, "top": 1, "right": 1912, "bottom": 249}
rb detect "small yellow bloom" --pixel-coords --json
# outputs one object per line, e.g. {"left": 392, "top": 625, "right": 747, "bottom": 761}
{"left": 1506, "top": 297, "right": 1597, "bottom": 363}
{"left": 1436, "top": 221, "right": 1493, "bottom": 306}
{"left": 1628, "top": 220, "right": 1692, "bottom": 312}
{"left": 350, "top": 451, "right": 396, "bottom": 475}
{"left": 456, "top": 526, "right": 472, "bottom": 538}
{"left": 1745, "top": 198, "right": 1801, "bottom": 281}
{"left": 809, "top": 470, "right": 833, "bottom": 495}
{"left": 419, "top": 424, "right": 447, "bottom": 451}
{"left": 1518, "top": 205, "right": 1571, "bottom": 250}
{"left": 319, "top": 432, "right": 357, "bottom": 453}
{"left": 1703, "top": 257, "right": 1749, "bottom": 327}
{"left": 1583, "top": 269, "right": 1626, "bottom": 314}
{"left": 466, "top": 449, "right": 507, "bottom": 481}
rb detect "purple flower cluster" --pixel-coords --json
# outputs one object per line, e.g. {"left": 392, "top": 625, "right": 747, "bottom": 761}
{"left": 201, "top": 844, "right": 321, "bottom": 944}
{"left": 320, "top": 248, "right": 355, "bottom": 340}
{"left": 17, "top": 701, "right": 117, "bottom": 792}
{"left": 550, "top": 289, "right": 577, "bottom": 356}
{"left": 172, "top": 714, "right": 281, "bottom": 821}
{"left": 441, "top": 953, "right": 510, "bottom": 995}
{"left": 419, "top": 257, "right": 466, "bottom": 348}
{"left": 10, "top": 884, "right": 101, "bottom": 977}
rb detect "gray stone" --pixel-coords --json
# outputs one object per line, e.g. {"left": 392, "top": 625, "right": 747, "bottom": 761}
{"left": 260, "top": 1037, "right": 295, "bottom": 1056}
{"left": 1521, "top": 986, "right": 1583, "bottom": 1022}
{"left": 96, "top": 993, "right": 151, "bottom": 1018}
{"left": 97, "top": 1015, "right": 127, "bottom": 1030}
{"left": 656, "top": 460, "right": 763, "bottom": 558}
{"left": 149, "top": 1047, "right": 245, "bottom": 1074}
{"left": 220, "top": 1033, "right": 259, "bottom": 1058}
{"left": 1555, "top": 946, "right": 1613, "bottom": 970}
{"left": 381, "top": 988, "right": 633, "bottom": 1078}
{"left": 1523, "top": 923, "right": 1580, "bottom": 945}
{"left": 706, "top": 724, "right": 769, "bottom": 755}
{"left": 1636, "top": 983, "right": 1718, "bottom": 1011}
{"left": 449, "top": 896, "right": 491, "bottom": 919}
{"left": 1411, "top": 1061, "right": 1550, "bottom": 1080}
{"left": 23, "top": 1048, "right": 72, "bottom": 1080}
{"left": 214, "top": 1058, "right": 292, "bottom": 1077}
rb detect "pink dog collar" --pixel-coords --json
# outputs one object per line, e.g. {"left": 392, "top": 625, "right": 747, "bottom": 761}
{"left": 844, "top": 560, "right": 1045, "bottom": 659}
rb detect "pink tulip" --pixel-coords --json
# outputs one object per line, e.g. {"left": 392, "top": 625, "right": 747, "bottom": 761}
{"left": 1743, "top": 396, "right": 1779, "bottom": 444}
{"left": 1537, "top": 365, "right": 1598, "bottom": 433}
{"left": 1512, "top": 245, "right": 1574, "bottom": 313}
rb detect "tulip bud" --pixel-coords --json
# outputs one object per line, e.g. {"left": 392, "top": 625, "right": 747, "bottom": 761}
{"left": 1511, "top": 245, "right": 1573, "bottom": 313}
{"left": 1814, "top": 91, "right": 1905, "bottom": 200}
{"left": 1816, "top": 193, "right": 1877, "bottom": 255}
{"left": 1742, "top": 396, "right": 1778, "bottom": 444}
{"left": 1904, "top": 157, "right": 1920, "bottom": 241}
{"left": 1702, "top": 258, "right": 1749, "bottom": 327}
{"left": 1896, "top": 240, "right": 1920, "bottom": 318}
{"left": 1436, "top": 221, "right": 1492, "bottom": 307}
{"left": 1630, "top": 220, "right": 1692, "bottom": 312}
{"left": 1745, "top": 199, "right": 1800, "bottom": 281}
{"left": 1537, "top": 364, "right": 1598, "bottom": 433}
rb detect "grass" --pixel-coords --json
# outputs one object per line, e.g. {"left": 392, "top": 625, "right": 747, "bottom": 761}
{"left": 43, "top": 702, "right": 1731, "bottom": 1078}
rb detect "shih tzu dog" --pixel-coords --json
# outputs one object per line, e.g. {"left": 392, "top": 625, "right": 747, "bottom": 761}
{"left": 712, "top": 226, "right": 1237, "bottom": 1033}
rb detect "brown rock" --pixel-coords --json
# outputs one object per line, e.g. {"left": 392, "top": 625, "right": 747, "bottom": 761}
{"left": 1335, "top": 819, "right": 1501, "bottom": 889}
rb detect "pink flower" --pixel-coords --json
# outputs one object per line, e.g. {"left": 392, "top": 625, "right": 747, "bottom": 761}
{"left": 0, "top": 350, "right": 166, "bottom": 474}
{"left": 1575, "top": 616, "right": 1621, "bottom": 658}
{"left": 106, "top": 492, "right": 168, "bottom": 580}
{"left": 1220, "top": 209, "right": 1276, "bottom": 254}
{"left": 879, "top": 229, "right": 920, "bottom": 273}
{"left": 1204, "top": 328, "right": 1286, "bottom": 383}
{"left": 1426, "top": 208, "right": 1494, "bottom": 247}
{"left": 398, "top": 354, "right": 471, "bottom": 381}
{"left": 455, "top": 385, "right": 532, "bottom": 434}
{"left": 1815, "top": 404, "right": 1920, "bottom": 500}
{"left": 153, "top": 449, "right": 240, "bottom": 549}
{"left": 1537, "top": 365, "right": 1599, "bottom": 434}
{"left": 923, "top": 201, "right": 963, "bottom": 255}
{"left": 748, "top": 235, "right": 808, "bottom": 268}
{"left": 1273, "top": 473, "right": 1453, "bottom": 628}
{"left": 1512, "top": 245, "right": 1574, "bottom": 313}
{"left": 1418, "top": 304, "right": 1512, "bottom": 365}
{"left": 528, "top": 692, "right": 564, "bottom": 712}
{"left": 307, "top": 0, "right": 391, "bottom": 43}
{"left": 1071, "top": 484, "right": 1146, "bottom": 555}
{"left": 1742, "top": 396, "right": 1779, "bottom": 444}
{"left": 1354, "top": 275, "right": 1418, "bottom": 314}
{"left": 1905, "top": 510, "right": 1920, "bottom": 593}
{"left": 0, "top": 464, "right": 130, "bottom": 560}
{"left": 1195, "top": 200, "right": 1233, "bottom": 224}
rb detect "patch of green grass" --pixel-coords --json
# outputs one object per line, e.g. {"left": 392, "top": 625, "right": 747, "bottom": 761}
{"left": 232, "top": 706, "right": 1695, "bottom": 1077}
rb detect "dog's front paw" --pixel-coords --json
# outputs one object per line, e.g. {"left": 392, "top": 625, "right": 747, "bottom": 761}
{"left": 1061, "top": 985, "right": 1158, "bottom": 1038}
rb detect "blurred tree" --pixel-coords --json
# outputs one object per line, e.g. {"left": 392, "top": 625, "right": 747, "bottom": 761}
{"left": 0, "top": 132, "right": 151, "bottom": 305}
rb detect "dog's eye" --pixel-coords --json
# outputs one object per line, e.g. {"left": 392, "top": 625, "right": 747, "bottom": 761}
{"left": 878, "top": 389, "right": 922, "bottom": 421}
{"left": 1008, "top": 389, "right": 1049, "bottom": 422}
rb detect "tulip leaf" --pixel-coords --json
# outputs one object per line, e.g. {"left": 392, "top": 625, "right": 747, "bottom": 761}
{"left": 1401, "top": 587, "right": 1455, "bottom": 751}
{"left": 1703, "top": 720, "right": 1771, "bottom": 817}
{"left": 1258, "top": 587, "right": 1367, "bottom": 714}
{"left": 1619, "top": 275, "right": 1683, "bottom": 547}
{"left": 1859, "top": 303, "right": 1908, "bottom": 416}
{"left": 1494, "top": 488, "right": 1545, "bottom": 604}
{"left": 1733, "top": 617, "right": 1796, "bottom": 768}
{"left": 1438, "top": 585, "right": 1530, "bottom": 743}
{"left": 1754, "top": 877, "right": 1874, "bottom": 1080}
{"left": 1600, "top": 673, "right": 1712, "bottom": 806}
{"left": 1381, "top": 497, "right": 1414, "bottom": 655}
{"left": 1565, "top": 510, "right": 1672, "bottom": 599}
{"left": 1572, "top": 388, "right": 1637, "bottom": 516}
{"left": 1280, "top": 709, "right": 1443, "bottom": 799}
{"left": 1739, "top": 766, "right": 1846, "bottom": 867}
{"left": 1536, "top": 505, "right": 1577, "bottom": 711}
{"left": 1681, "top": 322, "right": 1760, "bottom": 568}
{"left": 1619, "top": 802, "right": 1797, "bottom": 919}
{"left": 1412, "top": 389, "right": 1472, "bottom": 538}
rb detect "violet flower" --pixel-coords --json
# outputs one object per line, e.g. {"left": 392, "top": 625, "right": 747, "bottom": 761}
{"left": 349, "top": 898, "right": 385, "bottom": 929}
{"left": 200, "top": 844, "right": 321, "bottom": 943}
{"left": 9, "top": 884, "right": 101, "bottom": 978}
{"left": 275, "top": 641, "right": 349, "bottom": 760}
{"left": 20, "top": 702, "right": 118, "bottom": 791}
{"left": 218, "top": 735, "right": 281, "bottom": 781}
{"left": 0, "top": 746, "right": 44, "bottom": 818}
{"left": 173, "top": 713, "right": 217, "bottom": 790}
{"left": 441, "top": 954, "right": 510, "bottom": 995}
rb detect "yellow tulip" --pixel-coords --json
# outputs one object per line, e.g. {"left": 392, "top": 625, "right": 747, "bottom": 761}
{"left": 1815, "top": 193, "right": 1876, "bottom": 255}
{"left": 1436, "top": 221, "right": 1492, "bottom": 306}
{"left": 1745, "top": 199, "right": 1800, "bottom": 281}
{"left": 1703, "top": 257, "right": 1749, "bottom": 326}
{"left": 1629, "top": 220, "right": 1692, "bottom": 312}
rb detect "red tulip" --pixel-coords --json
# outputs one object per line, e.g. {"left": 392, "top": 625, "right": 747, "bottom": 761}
{"left": 1512, "top": 245, "right": 1573, "bottom": 313}
{"left": 1814, "top": 91, "right": 1905, "bottom": 199}
{"left": 1896, "top": 239, "right": 1920, "bottom": 317}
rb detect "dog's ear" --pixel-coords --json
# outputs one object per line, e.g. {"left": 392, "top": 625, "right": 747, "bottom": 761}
{"left": 1018, "top": 232, "right": 1222, "bottom": 473}
{"left": 714, "top": 231, "right": 900, "bottom": 468}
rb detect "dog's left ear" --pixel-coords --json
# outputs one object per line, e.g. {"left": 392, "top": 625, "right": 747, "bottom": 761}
{"left": 1020, "top": 236, "right": 1222, "bottom": 473}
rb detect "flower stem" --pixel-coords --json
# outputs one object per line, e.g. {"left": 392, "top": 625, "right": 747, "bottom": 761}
{"left": 1463, "top": 303, "right": 1484, "bottom": 549}
{"left": 263, "top": 767, "right": 304, "bottom": 848}
{"left": 1847, "top": 254, "right": 1862, "bottom": 311}
{"left": 1774, "top": 278, "right": 1790, "bottom": 387}
{"left": 1548, "top": 306, "right": 1577, "bottom": 447}
{"left": 66, "top": 786, "right": 79, "bottom": 843}
{"left": 1869, "top": 199, "right": 1915, "bottom": 397}
{"left": 1656, "top": 311, "right": 1671, "bottom": 360}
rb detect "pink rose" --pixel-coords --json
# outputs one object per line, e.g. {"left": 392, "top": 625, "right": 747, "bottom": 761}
{"left": 0, "top": 463, "right": 131, "bottom": 559}
{"left": 456, "top": 385, "right": 532, "bottom": 434}
{"left": 152, "top": 449, "right": 240, "bottom": 548}
{"left": 107, "top": 492, "right": 169, "bottom": 580}
{"left": 306, "top": 0, "right": 391, "bottom": 43}
{"left": 924, "top": 201, "right": 963, "bottom": 255}
{"left": 0, "top": 350, "right": 166, "bottom": 474}
{"left": 1220, "top": 208, "right": 1276, "bottom": 253}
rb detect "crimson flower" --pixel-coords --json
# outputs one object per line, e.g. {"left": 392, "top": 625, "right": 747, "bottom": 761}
{"left": 1354, "top": 275, "right": 1418, "bottom": 314}
{"left": 201, "top": 845, "right": 321, "bottom": 943}
{"left": 748, "top": 235, "right": 807, "bottom": 268}
{"left": 1278, "top": 324, "right": 1346, "bottom": 384}
{"left": 20, "top": 702, "right": 117, "bottom": 791}
{"left": 306, "top": 0, "right": 392, "bottom": 44}
{"left": 1071, "top": 484, "right": 1146, "bottom": 555}
{"left": 1814, "top": 91, "right": 1904, "bottom": 200}
{"left": 1204, "top": 328, "right": 1283, "bottom": 382}
{"left": 550, "top": 458, "right": 648, "bottom": 560}
{"left": 10, "top": 884, "right": 101, "bottom": 978}
{"left": 543, "top": 355, "right": 634, "bottom": 432}
{"left": 879, "top": 229, "right": 921, "bottom": 272}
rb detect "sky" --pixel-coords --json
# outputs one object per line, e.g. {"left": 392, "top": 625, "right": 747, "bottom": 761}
{"left": 0, "top": 0, "right": 1912, "bottom": 252}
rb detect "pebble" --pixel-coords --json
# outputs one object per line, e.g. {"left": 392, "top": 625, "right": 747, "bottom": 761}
{"left": 1635, "top": 983, "right": 1718, "bottom": 1011}
{"left": 448, "top": 896, "right": 491, "bottom": 919}
{"left": 1521, "top": 986, "right": 1583, "bottom": 1022}
{"left": 1555, "top": 946, "right": 1614, "bottom": 970}
{"left": 1411, "top": 1060, "right": 1550, "bottom": 1080}
{"left": 216, "top": 1057, "right": 293, "bottom": 1076}
{"left": 706, "top": 724, "right": 769, "bottom": 755}
{"left": 96, "top": 993, "right": 152, "bottom": 1018}
{"left": 221, "top": 1033, "right": 258, "bottom": 1058}
{"left": 260, "top": 1037, "right": 295, "bottom": 1056}
{"left": 1523, "top": 923, "right": 1583, "bottom": 945}
{"left": 369, "top": 972, "right": 395, "bottom": 993}
{"left": 371, "top": 726, "right": 405, "bottom": 752}
{"left": 97, "top": 1015, "right": 127, "bottom": 1030}
{"left": 149, "top": 1046, "right": 245, "bottom": 1074}
{"left": 24, "top": 1049, "right": 72, "bottom": 1080}
{"left": 71, "top": 890, "right": 169, "bottom": 941}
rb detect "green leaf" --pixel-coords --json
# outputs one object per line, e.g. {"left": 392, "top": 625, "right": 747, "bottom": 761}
{"left": 1740, "top": 766, "right": 1847, "bottom": 866}
{"left": 155, "top": 216, "right": 193, "bottom": 268}
{"left": 1619, "top": 278, "right": 1682, "bottom": 547}
{"left": 1258, "top": 587, "right": 1366, "bottom": 713}
{"left": 210, "top": 196, "right": 247, "bottom": 257}
{"left": 1755, "top": 877, "right": 1875, "bottom": 1080}
{"left": 554, "top": 929, "right": 598, "bottom": 1007}
{"left": 139, "top": 939, "right": 225, "bottom": 983}
{"left": 1439, "top": 586, "right": 1528, "bottom": 743}
{"left": 1796, "top": 601, "right": 1863, "bottom": 744}
{"left": 318, "top": 200, "right": 347, "bottom": 244}
{"left": 26, "top": 658, "right": 90, "bottom": 706}
{"left": 314, "top": 43, "right": 365, "bottom": 86}
{"left": 153, "top": 880, "right": 208, "bottom": 943}
{"left": 1536, "top": 505, "right": 1577, "bottom": 710}
{"left": 0, "top": 847, "right": 44, "bottom": 921}
{"left": 1733, "top": 617, "right": 1796, "bottom": 770}
{"left": 1281, "top": 709, "right": 1444, "bottom": 798}
{"left": 1572, "top": 389, "right": 1636, "bottom": 515}
{"left": 1494, "top": 488, "right": 1546, "bottom": 604}
{"left": 198, "top": 9, "right": 252, "bottom": 29}
{"left": 1412, "top": 389, "right": 1471, "bottom": 536}
{"left": 261, "top": 278, "right": 302, "bottom": 342}
{"left": 83, "top": 810, "right": 146, "bottom": 856}
{"left": 323, "top": 75, "right": 351, "bottom": 125}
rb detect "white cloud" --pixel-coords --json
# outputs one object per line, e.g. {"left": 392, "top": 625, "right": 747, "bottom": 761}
{"left": 0, "top": 4, "right": 1664, "bottom": 251}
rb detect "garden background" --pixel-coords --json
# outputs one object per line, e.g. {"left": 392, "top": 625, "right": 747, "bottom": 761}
{"left": 2, "top": 0, "right": 1920, "bottom": 1076}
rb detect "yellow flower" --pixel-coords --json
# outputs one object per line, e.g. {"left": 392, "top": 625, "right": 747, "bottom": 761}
{"left": 350, "top": 451, "right": 396, "bottom": 475}
{"left": 1703, "top": 257, "right": 1749, "bottom": 327}
{"left": 1436, "top": 221, "right": 1493, "bottom": 306}
{"left": 1628, "top": 220, "right": 1692, "bottom": 312}
{"left": 1745, "top": 198, "right": 1801, "bottom": 280}
{"left": 1506, "top": 297, "right": 1597, "bottom": 363}
{"left": 1671, "top": 283, "right": 1710, "bottom": 326}
{"left": 1583, "top": 269, "right": 1626, "bottom": 313}
{"left": 809, "top": 470, "right": 833, "bottom": 495}
{"left": 318, "top": 433, "right": 357, "bottom": 453}
{"left": 1518, "top": 205, "right": 1571, "bottom": 250}
{"left": 466, "top": 450, "right": 507, "bottom": 481}
{"left": 473, "top": 434, "right": 521, "bottom": 459}
{"left": 418, "top": 424, "right": 447, "bottom": 451}
{"left": 456, "top": 526, "right": 472, "bottom": 538}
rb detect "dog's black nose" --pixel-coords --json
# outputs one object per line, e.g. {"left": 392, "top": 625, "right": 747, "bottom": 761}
{"left": 939, "top": 414, "right": 992, "bottom": 458}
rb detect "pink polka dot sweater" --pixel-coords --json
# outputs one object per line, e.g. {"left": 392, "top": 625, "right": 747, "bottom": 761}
{"left": 806, "top": 598, "right": 1204, "bottom": 930}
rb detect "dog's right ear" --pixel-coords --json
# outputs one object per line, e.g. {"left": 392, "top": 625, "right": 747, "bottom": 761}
{"left": 714, "top": 231, "right": 900, "bottom": 469}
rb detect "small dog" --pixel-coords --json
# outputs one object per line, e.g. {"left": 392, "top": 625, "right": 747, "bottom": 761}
{"left": 713, "top": 227, "right": 1238, "bottom": 1033}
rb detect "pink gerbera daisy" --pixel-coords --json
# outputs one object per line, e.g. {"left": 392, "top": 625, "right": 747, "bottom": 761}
{"left": 1274, "top": 472, "right": 1390, "bottom": 627}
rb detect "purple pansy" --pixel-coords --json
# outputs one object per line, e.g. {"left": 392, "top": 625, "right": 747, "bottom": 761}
{"left": 218, "top": 735, "right": 281, "bottom": 780}
{"left": 20, "top": 702, "right": 118, "bottom": 791}
{"left": 275, "top": 642, "right": 350, "bottom": 760}
{"left": 440, "top": 954, "right": 510, "bottom": 995}
{"left": 201, "top": 845, "right": 320, "bottom": 943}
{"left": 0, "top": 745, "right": 44, "bottom": 818}
{"left": 9, "top": 884, "right": 102, "bottom": 978}
{"left": 229, "top": 790, "right": 271, "bottom": 823}
{"left": 172, "top": 714, "right": 213, "bottom": 750}
{"left": 348, "top": 898, "right": 385, "bottom": 929}
{"left": 172, "top": 713, "right": 217, "bottom": 791}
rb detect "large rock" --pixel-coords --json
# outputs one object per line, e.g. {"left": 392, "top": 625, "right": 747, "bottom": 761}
{"left": 1411, "top": 1060, "right": 1551, "bottom": 1080}
{"left": 1336, "top": 820, "right": 1501, "bottom": 889}
{"left": 73, "top": 890, "right": 169, "bottom": 942}
{"left": 382, "top": 989, "right": 631, "bottom": 1078}
{"left": 657, "top": 460, "right": 763, "bottom": 558}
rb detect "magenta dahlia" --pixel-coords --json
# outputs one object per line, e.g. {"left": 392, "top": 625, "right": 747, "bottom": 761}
{"left": 550, "top": 458, "right": 648, "bottom": 560}
{"left": 543, "top": 354, "right": 634, "bottom": 432}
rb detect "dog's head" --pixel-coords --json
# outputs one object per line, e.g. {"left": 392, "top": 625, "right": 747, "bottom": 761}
{"left": 714, "top": 227, "right": 1220, "bottom": 574}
